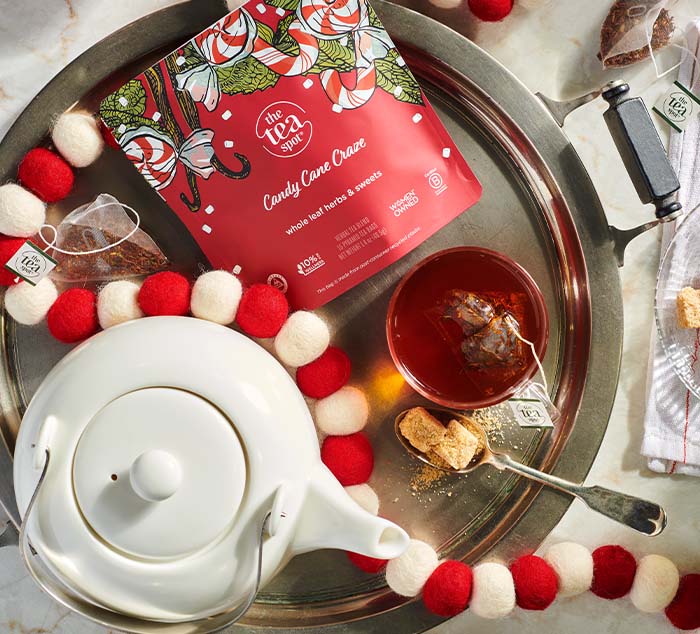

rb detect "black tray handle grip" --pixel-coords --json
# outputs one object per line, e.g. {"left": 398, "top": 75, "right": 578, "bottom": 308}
{"left": 602, "top": 80, "right": 682, "bottom": 222}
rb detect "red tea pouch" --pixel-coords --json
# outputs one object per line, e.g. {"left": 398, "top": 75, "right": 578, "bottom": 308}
{"left": 100, "top": 0, "right": 482, "bottom": 308}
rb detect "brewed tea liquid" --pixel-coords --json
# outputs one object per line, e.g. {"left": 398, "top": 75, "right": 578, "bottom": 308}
{"left": 388, "top": 250, "right": 547, "bottom": 408}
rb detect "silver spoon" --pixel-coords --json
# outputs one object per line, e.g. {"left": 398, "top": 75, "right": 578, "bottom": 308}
{"left": 395, "top": 408, "right": 666, "bottom": 536}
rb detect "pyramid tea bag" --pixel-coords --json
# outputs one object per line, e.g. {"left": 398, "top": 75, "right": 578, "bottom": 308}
{"left": 50, "top": 193, "right": 169, "bottom": 282}
{"left": 599, "top": 0, "right": 675, "bottom": 68}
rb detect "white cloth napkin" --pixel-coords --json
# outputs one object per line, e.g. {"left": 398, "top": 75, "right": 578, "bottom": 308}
{"left": 642, "top": 20, "right": 700, "bottom": 475}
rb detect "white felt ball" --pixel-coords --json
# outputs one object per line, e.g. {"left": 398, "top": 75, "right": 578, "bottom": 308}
{"left": 0, "top": 183, "right": 46, "bottom": 238}
{"left": 385, "top": 539, "right": 439, "bottom": 597}
{"left": 191, "top": 270, "right": 242, "bottom": 325}
{"left": 315, "top": 386, "right": 369, "bottom": 435}
{"left": 97, "top": 280, "right": 143, "bottom": 329}
{"left": 470, "top": 562, "right": 516, "bottom": 619}
{"left": 4, "top": 278, "right": 57, "bottom": 326}
{"left": 544, "top": 542, "right": 593, "bottom": 597}
{"left": 345, "top": 484, "right": 379, "bottom": 515}
{"left": 427, "top": 0, "right": 462, "bottom": 9}
{"left": 630, "top": 554, "right": 679, "bottom": 613}
{"left": 518, "top": 0, "right": 553, "bottom": 8}
{"left": 51, "top": 111, "right": 104, "bottom": 168}
{"left": 274, "top": 310, "right": 329, "bottom": 367}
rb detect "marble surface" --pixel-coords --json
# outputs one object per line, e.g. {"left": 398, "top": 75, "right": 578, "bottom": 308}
{"left": 0, "top": 0, "right": 698, "bottom": 632}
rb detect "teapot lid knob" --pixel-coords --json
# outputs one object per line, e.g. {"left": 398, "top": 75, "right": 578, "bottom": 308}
{"left": 129, "top": 450, "right": 182, "bottom": 502}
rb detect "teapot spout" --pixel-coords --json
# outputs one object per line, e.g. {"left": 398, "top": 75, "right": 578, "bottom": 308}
{"left": 292, "top": 464, "right": 409, "bottom": 560}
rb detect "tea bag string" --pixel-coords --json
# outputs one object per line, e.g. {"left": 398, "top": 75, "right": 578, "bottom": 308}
{"left": 504, "top": 314, "right": 549, "bottom": 396}
{"left": 37, "top": 203, "right": 142, "bottom": 256}
{"left": 646, "top": 3, "right": 700, "bottom": 79}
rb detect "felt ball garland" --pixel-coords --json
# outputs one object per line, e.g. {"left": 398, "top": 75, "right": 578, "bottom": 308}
{"left": 3, "top": 253, "right": 699, "bottom": 631}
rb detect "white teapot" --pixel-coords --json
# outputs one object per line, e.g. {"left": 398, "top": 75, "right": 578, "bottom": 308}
{"left": 14, "top": 317, "right": 409, "bottom": 632}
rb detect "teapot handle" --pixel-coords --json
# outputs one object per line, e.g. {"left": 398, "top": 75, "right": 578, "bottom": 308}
{"left": 20, "top": 449, "right": 271, "bottom": 633}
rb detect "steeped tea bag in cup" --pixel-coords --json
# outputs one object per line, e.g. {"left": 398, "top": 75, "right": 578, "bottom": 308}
{"left": 46, "top": 193, "right": 169, "bottom": 282}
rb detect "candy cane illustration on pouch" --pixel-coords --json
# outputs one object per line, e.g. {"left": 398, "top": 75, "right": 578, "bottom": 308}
{"left": 251, "top": 19, "right": 320, "bottom": 76}
{"left": 300, "top": 0, "right": 390, "bottom": 110}
{"left": 120, "top": 126, "right": 216, "bottom": 191}
{"left": 175, "top": 9, "right": 257, "bottom": 111}
{"left": 297, "top": 0, "right": 365, "bottom": 37}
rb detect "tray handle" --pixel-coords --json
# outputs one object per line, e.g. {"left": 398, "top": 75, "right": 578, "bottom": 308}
{"left": 539, "top": 81, "right": 683, "bottom": 266}
{"left": 601, "top": 80, "right": 682, "bottom": 222}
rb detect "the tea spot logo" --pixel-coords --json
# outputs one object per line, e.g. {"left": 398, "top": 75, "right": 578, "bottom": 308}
{"left": 662, "top": 91, "right": 691, "bottom": 123}
{"left": 653, "top": 81, "right": 700, "bottom": 132}
{"left": 256, "top": 101, "right": 312, "bottom": 159}
{"left": 4, "top": 241, "right": 57, "bottom": 286}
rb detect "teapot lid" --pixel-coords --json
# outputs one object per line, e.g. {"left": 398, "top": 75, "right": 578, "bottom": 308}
{"left": 72, "top": 387, "right": 246, "bottom": 559}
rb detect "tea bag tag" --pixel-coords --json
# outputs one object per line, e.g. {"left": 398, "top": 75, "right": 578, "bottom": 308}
{"left": 653, "top": 81, "right": 700, "bottom": 132}
{"left": 4, "top": 241, "right": 57, "bottom": 286}
{"left": 508, "top": 396, "right": 554, "bottom": 429}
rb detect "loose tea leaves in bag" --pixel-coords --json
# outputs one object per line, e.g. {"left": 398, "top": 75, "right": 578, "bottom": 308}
{"left": 50, "top": 193, "right": 169, "bottom": 282}
{"left": 100, "top": 0, "right": 482, "bottom": 309}
{"left": 599, "top": 0, "right": 675, "bottom": 68}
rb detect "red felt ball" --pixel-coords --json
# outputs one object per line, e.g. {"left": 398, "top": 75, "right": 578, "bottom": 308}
{"left": 423, "top": 560, "right": 473, "bottom": 617}
{"left": 666, "top": 574, "right": 700, "bottom": 630}
{"left": 591, "top": 545, "right": 637, "bottom": 600}
{"left": 0, "top": 236, "right": 26, "bottom": 287}
{"left": 510, "top": 555, "right": 558, "bottom": 610}
{"left": 296, "top": 346, "right": 351, "bottom": 398}
{"left": 138, "top": 271, "right": 191, "bottom": 316}
{"left": 346, "top": 551, "right": 387, "bottom": 573}
{"left": 468, "top": 0, "right": 513, "bottom": 21}
{"left": 18, "top": 148, "right": 74, "bottom": 203}
{"left": 321, "top": 432, "right": 373, "bottom": 486}
{"left": 47, "top": 288, "right": 98, "bottom": 343}
{"left": 236, "top": 283, "right": 289, "bottom": 338}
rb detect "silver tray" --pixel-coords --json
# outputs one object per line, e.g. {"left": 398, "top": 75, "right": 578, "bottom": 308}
{"left": 0, "top": 1, "right": 623, "bottom": 632}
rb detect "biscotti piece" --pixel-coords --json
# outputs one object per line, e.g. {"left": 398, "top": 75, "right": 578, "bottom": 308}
{"left": 677, "top": 287, "right": 700, "bottom": 329}
{"left": 432, "top": 420, "right": 479, "bottom": 470}
{"left": 399, "top": 407, "right": 447, "bottom": 453}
